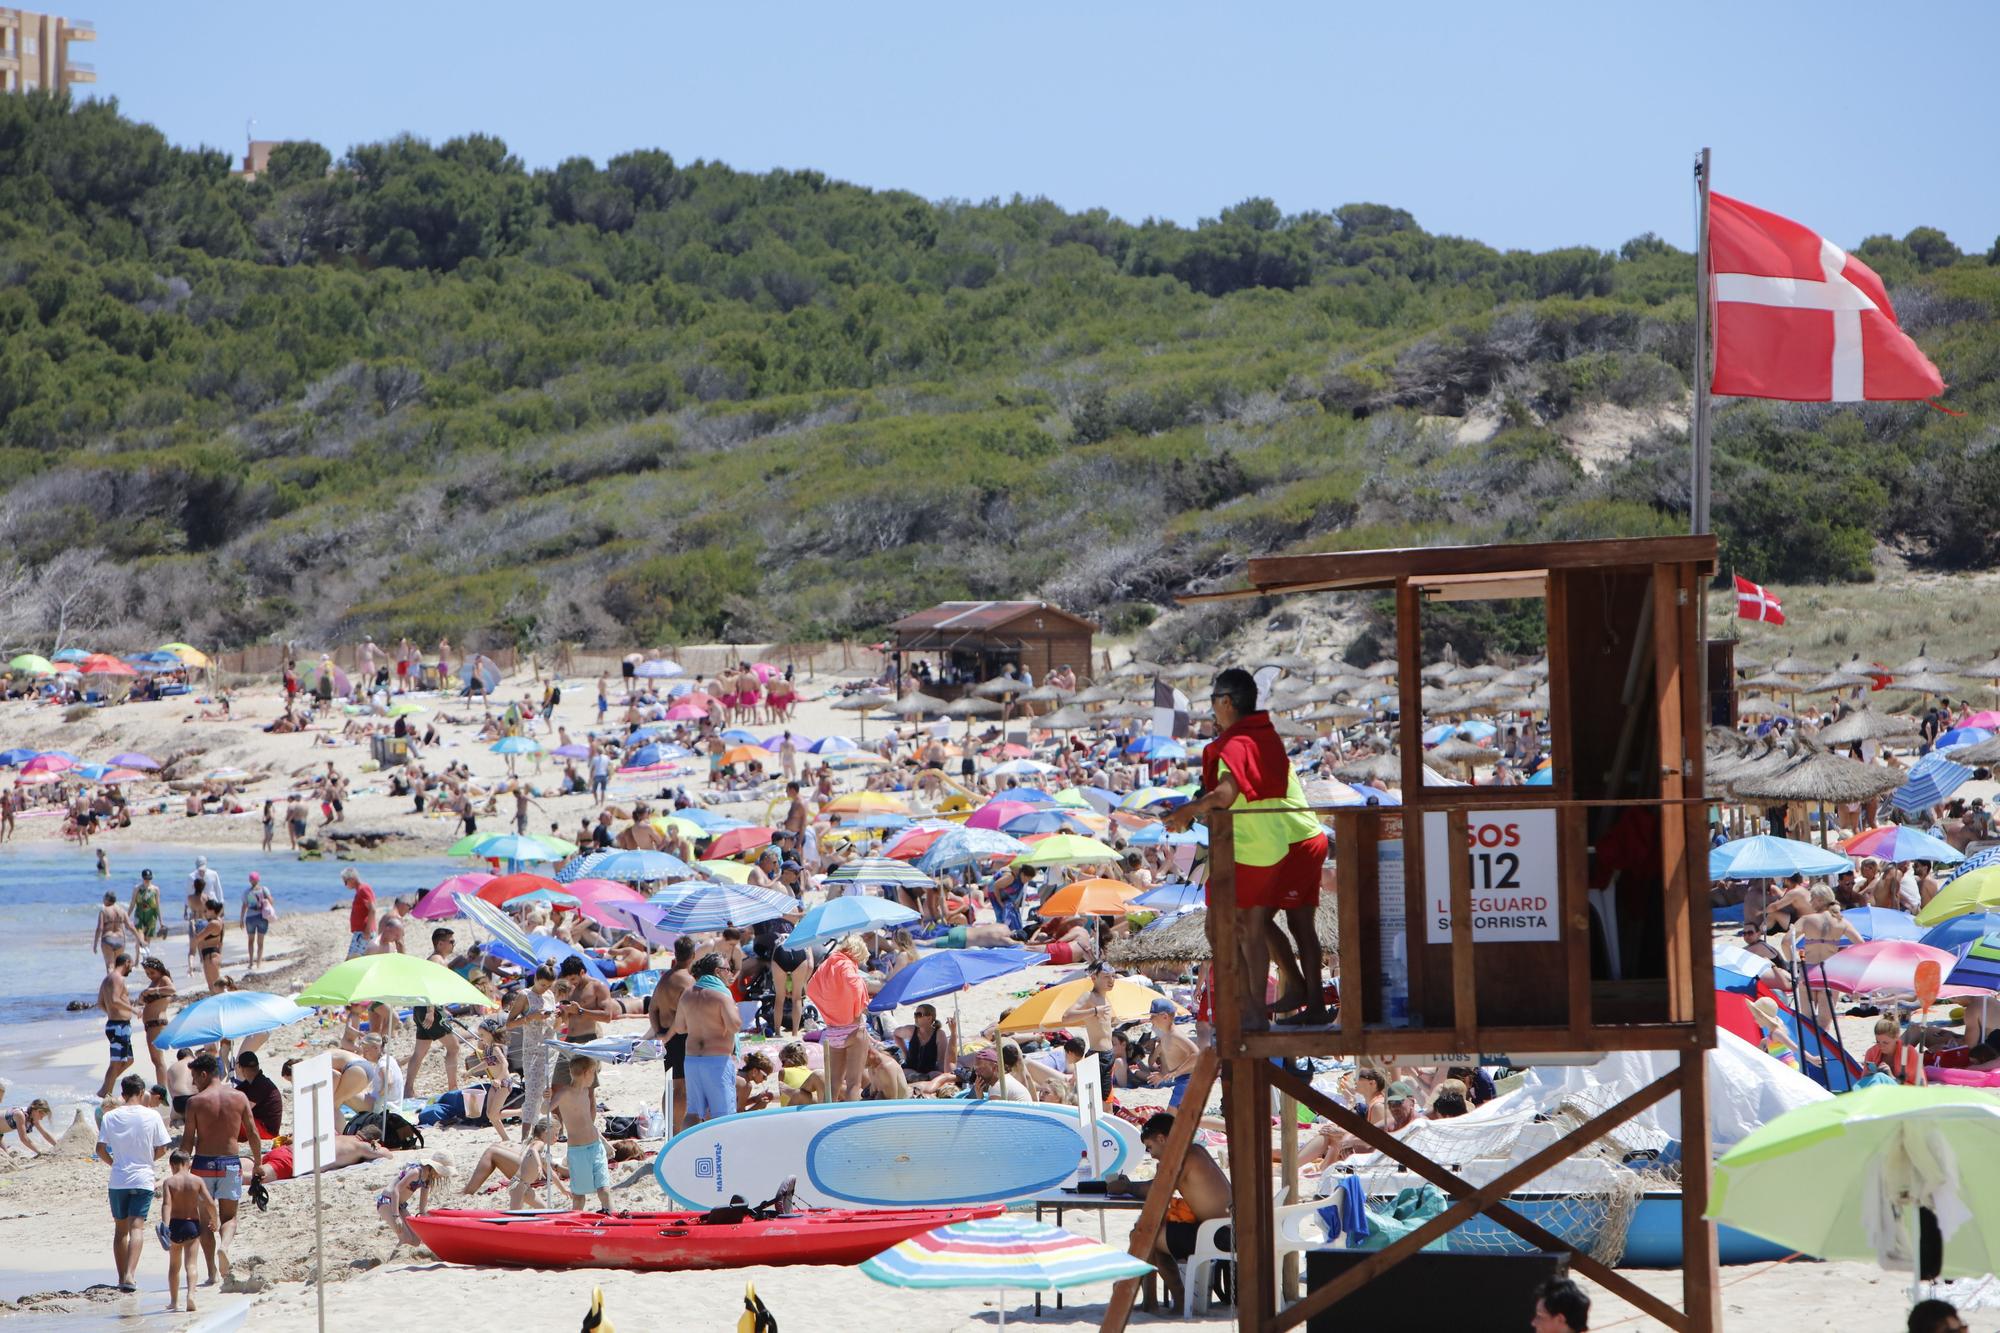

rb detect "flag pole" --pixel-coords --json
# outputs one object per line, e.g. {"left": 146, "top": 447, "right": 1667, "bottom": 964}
{"left": 1690, "top": 147, "right": 1714, "bottom": 536}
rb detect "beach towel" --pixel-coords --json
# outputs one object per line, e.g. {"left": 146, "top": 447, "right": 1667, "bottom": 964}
{"left": 1315, "top": 1174, "right": 1371, "bottom": 1244}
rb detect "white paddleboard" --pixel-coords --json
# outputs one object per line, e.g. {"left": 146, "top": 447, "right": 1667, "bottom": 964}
{"left": 653, "top": 1099, "right": 1140, "bottom": 1209}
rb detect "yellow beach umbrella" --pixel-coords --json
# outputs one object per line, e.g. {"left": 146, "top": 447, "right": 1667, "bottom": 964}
{"left": 996, "top": 977, "right": 1179, "bottom": 1034}
{"left": 160, "top": 643, "right": 211, "bottom": 668}
{"left": 699, "top": 860, "right": 754, "bottom": 884}
{"left": 822, "top": 791, "right": 912, "bottom": 816}
{"left": 1015, "top": 835, "right": 1121, "bottom": 869}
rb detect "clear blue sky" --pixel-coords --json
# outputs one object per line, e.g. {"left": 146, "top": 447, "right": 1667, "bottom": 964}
{"left": 79, "top": 0, "right": 1997, "bottom": 254}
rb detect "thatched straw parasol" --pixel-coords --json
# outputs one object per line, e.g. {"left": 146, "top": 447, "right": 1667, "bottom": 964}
{"left": 1259, "top": 652, "right": 1315, "bottom": 673}
{"left": 1330, "top": 752, "right": 1404, "bottom": 786}
{"left": 830, "top": 693, "right": 889, "bottom": 712}
{"left": 1359, "top": 660, "right": 1401, "bottom": 679}
{"left": 1030, "top": 706, "right": 1094, "bottom": 731}
{"left": 1460, "top": 664, "right": 1504, "bottom": 681}
{"left": 1426, "top": 737, "right": 1496, "bottom": 775}
{"left": 1420, "top": 685, "right": 1468, "bottom": 712}
{"left": 884, "top": 692, "right": 949, "bottom": 718}
{"left": 1111, "top": 658, "right": 1166, "bottom": 679}
{"left": 1887, "top": 671, "right": 1963, "bottom": 695}
{"left": 1769, "top": 655, "right": 1826, "bottom": 677}
{"left": 1728, "top": 742, "right": 1904, "bottom": 846}
{"left": 1108, "top": 900, "right": 1340, "bottom": 968}
{"left": 1891, "top": 653, "right": 1962, "bottom": 676}
{"left": 1732, "top": 652, "right": 1766, "bottom": 672}
{"left": 1160, "top": 661, "right": 1215, "bottom": 682}
{"left": 1301, "top": 704, "right": 1368, "bottom": 725}
{"left": 972, "top": 676, "right": 1026, "bottom": 699}
{"left": 943, "top": 696, "right": 1003, "bottom": 718}
{"left": 1020, "top": 684, "right": 1073, "bottom": 703}
{"left": 1071, "top": 685, "right": 1124, "bottom": 705}
{"left": 1420, "top": 661, "right": 1459, "bottom": 681}
{"left": 1799, "top": 670, "right": 1874, "bottom": 695}
{"left": 1272, "top": 717, "right": 1317, "bottom": 739}
{"left": 1961, "top": 654, "right": 2000, "bottom": 687}
{"left": 1349, "top": 681, "right": 1399, "bottom": 704}
{"left": 1817, "top": 707, "right": 1919, "bottom": 747}
{"left": 1950, "top": 736, "right": 2000, "bottom": 766}
{"left": 1494, "top": 668, "right": 1540, "bottom": 690}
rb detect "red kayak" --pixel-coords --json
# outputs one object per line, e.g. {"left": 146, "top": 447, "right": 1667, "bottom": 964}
{"left": 409, "top": 1205, "right": 1005, "bottom": 1271}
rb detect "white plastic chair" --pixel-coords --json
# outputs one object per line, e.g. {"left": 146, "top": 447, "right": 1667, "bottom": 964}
{"left": 1180, "top": 1186, "right": 1287, "bottom": 1316}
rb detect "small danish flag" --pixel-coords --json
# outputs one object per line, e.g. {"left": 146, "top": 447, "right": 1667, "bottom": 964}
{"left": 1734, "top": 575, "right": 1785, "bottom": 625}
{"left": 1709, "top": 193, "right": 1945, "bottom": 403}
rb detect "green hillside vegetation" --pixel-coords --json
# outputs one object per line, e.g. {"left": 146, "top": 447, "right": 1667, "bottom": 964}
{"left": 1, "top": 94, "right": 1995, "bottom": 656}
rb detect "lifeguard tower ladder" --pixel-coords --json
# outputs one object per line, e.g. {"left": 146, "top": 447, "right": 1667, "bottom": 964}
{"left": 1104, "top": 535, "right": 1722, "bottom": 1333}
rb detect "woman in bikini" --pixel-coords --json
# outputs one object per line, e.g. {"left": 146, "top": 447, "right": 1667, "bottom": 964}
{"left": 2, "top": 1098, "right": 57, "bottom": 1157}
{"left": 92, "top": 892, "right": 135, "bottom": 973}
{"left": 194, "top": 901, "right": 227, "bottom": 991}
{"left": 1786, "top": 885, "right": 1864, "bottom": 1030}
{"left": 138, "top": 958, "right": 178, "bottom": 1085}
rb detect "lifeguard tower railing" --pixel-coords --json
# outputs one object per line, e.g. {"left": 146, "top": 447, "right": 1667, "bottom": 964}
{"left": 1103, "top": 536, "right": 1722, "bottom": 1333}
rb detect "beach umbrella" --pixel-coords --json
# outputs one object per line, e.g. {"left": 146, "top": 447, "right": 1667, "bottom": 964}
{"left": 1132, "top": 881, "right": 1206, "bottom": 912}
{"left": 411, "top": 872, "right": 498, "bottom": 920}
{"left": 720, "top": 744, "right": 766, "bottom": 767}
{"left": 884, "top": 825, "right": 951, "bottom": 861}
{"left": 1329, "top": 753, "right": 1405, "bottom": 787}
{"left": 989, "top": 759, "right": 1059, "bottom": 778}
{"left": 484, "top": 933, "right": 610, "bottom": 980}
{"left": 1818, "top": 708, "right": 1920, "bottom": 746}
{"left": 996, "top": 978, "right": 1178, "bottom": 1034}
{"left": 1124, "top": 735, "right": 1186, "bottom": 760}
{"left": 788, "top": 895, "right": 920, "bottom": 946}
{"left": 1118, "top": 786, "right": 1188, "bottom": 813}
{"left": 1917, "top": 912, "right": 2000, "bottom": 953}
{"left": 832, "top": 813, "right": 915, "bottom": 834}
{"left": 867, "top": 949, "right": 1037, "bottom": 1012}
{"left": 1947, "top": 936, "right": 2000, "bottom": 990}
{"left": 917, "top": 827, "right": 1030, "bottom": 874}
{"left": 1941, "top": 848, "right": 2000, "bottom": 890}
{"left": 1816, "top": 940, "right": 1956, "bottom": 995}
{"left": 108, "top": 752, "right": 160, "bottom": 770}
{"left": 203, "top": 766, "right": 250, "bottom": 783}
{"left": 718, "top": 728, "right": 761, "bottom": 745}
{"left": 633, "top": 658, "right": 683, "bottom": 678}
{"left": 1711, "top": 1085, "right": 2000, "bottom": 1279}
{"left": 459, "top": 655, "right": 502, "bottom": 693}
{"left": 549, "top": 878, "right": 647, "bottom": 929}
{"left": 1126, "top": 822, "right": 1207, "bottom": 847}
{"left": 1841, "top": 826, "right": 1964, "bottom": 865}
{"left": 20, "top": 754, "right": 70, "bottom": 774}
{"left": 1712, "top": 939, "right": 1777, "bottom": 980}
{"left": 1960, "top": 710, "right": 2000, "bottom": 730}
{"left": 7, "top": 653, "right": 52, "bottom": 675}
{"left": 1887, "top": 671, "right": 1963, "bottom": 697}
{"left": 1844, "top": 907, "right": 1927, "bottom": 943}
{"left": 476, "top": 872, "right": 564, "bottom": 906}
{"left": 156, "top": 991, "right": 316, "bottom": 1050}
{"left": 822, "top": 790, "right": 908, "bottom": 816}
{"left": 98, "top": 768, "right": 147, "bottom": 785}
{"left": 808, "top": 735, "right": 859, "bottom": 755}
{"left": 1936, "top": 727, "right": 1996, "bottom": 752}
{"left": 15, "top": 769, "right": 61, "bottom": 786}
{"left": 579, "top": 849, "right": 697, "bottom": 883}
{"left": 550, "top": 744, "right": 589, "bottom": 759}
{"left": 1001, "top": 809, "right": 1100, "bottom": 838}
{"left": 967, "top": 799, "right": 1041, "bottom": 832}
{"left": 660, "top": 806, "right": 745, "bottom": 832}
{"left": 160, "top": 643, "right": 210, "bottom": 668}
{"left": 1889, "top": 753, "right": 1974, "bottom": 816}
{"left": 1014, "top": 835, "right": 1122, "bottom": 870}
{"left": 501, "top": 887, "right": 582, "bottom": 910}
{"left": 298, "top": 660, "right": 349, "bottom": 695}
{"left": 645, "top": 882, "right": 794, "bottom": 931}
{"left": 861, "top": 1216, "right": 1154, "bottom": 1326}
{"left": 78, "top": 653, "right": 136, "bottom": 676}
{"left": 1709, "top": 835, "right": 1852, "bottom": 881}
{"left": 296, "top": 954, "right": 489, "bottom": 1008}
{"left": 1891, "top": 653, "right": 1963, "bottom": 677}
{"left": 706, "top": 826, "right": 775, "bottom": 859}
{"left": 1039, "top": 877, "right": 1141, "bottom": 917}
{"left": 1917, "top": 867, "right": 2000, "bottom": 926}
{"left": 386, "top": 701, "right": 428, "bottom": 717}
{"left": 696, "top": 859, "right": 754, "bottom": 884}
{"left": 452, "top": 893, "right": 540, "bottom": 956}
{"left": 823, "top": 857, "right": 935, "bottom": 892}
{"left": 600, "top": 901, "right": 682, "bottom": 949}
{"left": 489, "top": 736, "right": 542, "bottom": 757}
{"left": 0, "top": 748, "right": 34, "bottom": 766}
{"left": 469, "top": 833, "right": 571, "bottom": 864}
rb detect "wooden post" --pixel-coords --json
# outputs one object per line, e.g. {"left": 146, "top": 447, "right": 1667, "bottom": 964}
{"left": 1210, "top": 810, "right": 1246, "bottom": 1050}
{"left": 1446, "top": 808, "right": 1477, "bottom": 1051}
{"left": 1680, "top": 1041, "right": 1721, "bottom": 1330}
{"left": 1279, "top": 1091, "right": 1300, "bottom": 1302}
{"left": 1225, "top": 1055, "right": 1275, "bottom": 1328}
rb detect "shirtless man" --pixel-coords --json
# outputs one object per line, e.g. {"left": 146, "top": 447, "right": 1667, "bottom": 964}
{"left": 179, "top": 1053, "right": 260, "bottom": 1285}
{"left": 550, "top": 1056, "right": 612, "bottom": 1213}
{"left": 1060, "top": 963, "right": 1119, "bottom": 1100}
{"left": 781, "top": 782, "right": 811, "bottom": 867}
{"left": 92, "top": 893, "right": 136, "bottom": 973}
{"left": 645, "top": 938, "right": 696, "bottom": 1130}
{"left": 1109, "top": 1110, "right": 1233, "bottom": 1312}
{"left": 557, "top": 956, "right": 620, "bottom": 1044}
{"left": 406, "top": 927, "right": 463, "bottom": 1095}
{"left": 670, "top": 954, "right": 741, "bottom": 1126}
{"left": 95, "top": 955, "right": 139, "bottom": 1098}
{"left": 1145, "top": 999, "right": 1201, "bottom": 1107}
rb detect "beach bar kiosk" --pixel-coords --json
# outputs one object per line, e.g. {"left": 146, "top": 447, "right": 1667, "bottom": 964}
{"left": 1104, "top": 535, "right": 1723, "bottom": 1333}
{"left": 888, "top": 600, "right": 1096, "bottom": 694}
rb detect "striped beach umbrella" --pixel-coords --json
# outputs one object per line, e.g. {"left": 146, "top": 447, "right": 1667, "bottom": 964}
{"left": 861, "top": 1217, "right": 1154, "bottom": 1326}
{"left": 1941, "top": 848, "right": 2000, "bottom": 890}
{"left": 823, "top": 857, "right": 934, "bottom": 892}
{"left": 917, "top": 827, "right": 1030, "bottom": 874}
{"left": 643, "top": 882, "right": 794, "bottom": 931}
{"left": 1889, "top": 753, "right": 1973, "bottom": 815}
{"left": 576, "top": 849, "right": 697, "bottom": 884}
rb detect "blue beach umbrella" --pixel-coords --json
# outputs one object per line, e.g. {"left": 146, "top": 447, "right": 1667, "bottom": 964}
{"left": 1937, "top": 727, "right": 1996, "bottom": 752}
{"left": 789, "top": 895, "right": 920, "bottom": 946}
{"left": 51, "top": 649, "right": 90, "bottom": 663}
{"left": 585, "top": 849, "right": 697, "bottom": 884}
{"left": 1891, "top": 753, "right": 1973, "bottom": 815}
{"left": 1000, "top": 809, "right": 1098, "bottom": 837}
{"left": 500, "top": 887, "right": 582, "bottom": 909}
{"left": 469, "top": 833, "right": 567, "bottom": 863}
{"left": 1947, "top": 936, "right": 2000, "bottom": 990}
{"left": 157, "top": 991, "right": 316, "bottom": 1050}
{"left": 867, "top": 948, "right": 1038, "bottom": 1012}
{"left": 633, "top": 658, "right": 683, "bottom": 679}
{"left": 836, "top": 813, "right": 915, "bottom": 833}
{"left": 1942, "top": 848, "right": 2000, "bottom": 890}
{"left": 489, "top": 736, "right": 541, "bottom": 756}
{"left": 1132, "top": 881, "right": 1206, "bottom": 911}
{"left": 808, "top": 735, "right": 858, "bottom": 755}
{"left": 917, "top": 827, "right": 1029, "bottom": 875}
{"left": 1844, "top": 907, "right": 1927, "bottom": 943}
{"left": 670, "top": 807, "right": 740, "bottom": 831}
{"left": 1709, "top": 835, "right": 1852, "bottom": 880}
{"left": 1124, "top": 736, "right": 1186, "bottom": 760}
{"left": 644, "top": 882, "right": 794, "bottom": 931}
{"left": 822, "top": 857, "right": 935, "bottom": 892}
{"left": 0, "top": 748, "right": 35, "bottom": 766}
{"left": 996, "top": 788, "right": 1058, "bottom": 805}
{"left": 1127, "top": 822, "right": 1207, "bottom": 847}
{"left": 1919, "top": 912, "right": 2000, "bottom": 953}
{"left": 1524, "top": 766, "right": 1554, "bottom": 787}
{"left": 720, "top": 728, "right": 760, "bottom": 744}
{"left": 486, "top": 934, "right": 610, "bottom": 979}
{"left": 452, "top": 892, "right": 538, "bottom": 955}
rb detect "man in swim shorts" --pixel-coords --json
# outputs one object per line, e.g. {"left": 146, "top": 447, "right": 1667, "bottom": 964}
{"left": 97, "top": 954, "right": 137, "bottom": 1099}
{"left": 674, "top": 954, "right": 742, "bottom": 1124}
{"left": 645, "top": 938, "right": 696, "bottom": 1131}
{"left": 551, "top": 1055, "right": 612, "bottom": 1212}
{"left": 179, "top": 1052, "right": 260, "bottom": 1285}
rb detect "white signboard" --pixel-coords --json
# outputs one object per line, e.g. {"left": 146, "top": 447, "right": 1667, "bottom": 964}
{"left": 1423, "top": 809, "right": 1559, "bottom": 943}
{"left": 292, "top": 1051, "right": 338, "bottom": 1174}
{"left": 1076, "top": 1055, "right": 1105, "bottom": 1180}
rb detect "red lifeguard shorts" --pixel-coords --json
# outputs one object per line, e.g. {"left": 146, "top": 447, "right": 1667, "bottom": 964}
{"left": 1233, "top": 832, "right": 1328, "bottom": 911}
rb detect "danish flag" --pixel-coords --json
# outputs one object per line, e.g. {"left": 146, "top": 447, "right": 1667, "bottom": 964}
{"left": 1709, "top": 193, "right": 1944, "bottom": 402}
{"left": 1734, "top": 575, "right": 1785, "bottom": 625}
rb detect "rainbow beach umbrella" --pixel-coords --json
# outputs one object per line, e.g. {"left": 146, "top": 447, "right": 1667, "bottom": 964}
{"left": 861, "top": 1216, "right": 1154, "bottom": 1327}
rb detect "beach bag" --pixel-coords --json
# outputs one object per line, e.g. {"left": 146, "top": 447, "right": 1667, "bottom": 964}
{"left": 602, "top": 1114, "right": 646, "bottom": 1140}
{"left": 346, "top": 1109, "right": 425, "bottom": 1150}
{"left": 255, "top": 886, "right": 277, "bottom": 920}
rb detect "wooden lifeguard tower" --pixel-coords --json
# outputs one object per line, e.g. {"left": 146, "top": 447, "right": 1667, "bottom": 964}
{"left": 1104, "top": 535, "right": 1722, "bottom": 1333}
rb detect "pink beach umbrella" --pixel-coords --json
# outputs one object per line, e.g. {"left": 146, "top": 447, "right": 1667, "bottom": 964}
{"left": 20, "top": 755, "right": 70, "bottom": 774}
{"left": 967, "top": 800, "right": 1040, "bottom": 832}
{"left": 411, "top": 872, "right": 498, "bottom": 920}
{"left": 1817, "top": 939, "right": 1957, "bottom": 995}
{"left": 664, "top": 703, "right": 705, "bottom": 721}
{"left": 561, "top": 878, "right": 647, "bottom": 929}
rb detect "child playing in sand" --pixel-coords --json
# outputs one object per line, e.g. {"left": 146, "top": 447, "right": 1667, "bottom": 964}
{"left": 2, "top": 1097, "right": 58, "bottom": 1157}
{"left": 161, "top": 1150, "right": 218, "bottom": 1312}
{"left": 376, "top": 1151, "right": 454, "bottom": 1247}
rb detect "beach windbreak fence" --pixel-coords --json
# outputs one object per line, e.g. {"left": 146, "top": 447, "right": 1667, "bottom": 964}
{"left": 207, "top": 639, "right": 888, "bottom": 683}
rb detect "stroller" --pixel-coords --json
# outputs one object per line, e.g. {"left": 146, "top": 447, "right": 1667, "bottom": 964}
{"left": 740, "top": 964, "right": 822, "bottom": 1038}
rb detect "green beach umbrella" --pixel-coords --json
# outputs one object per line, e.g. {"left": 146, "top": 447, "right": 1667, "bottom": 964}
{"left": 8, "top": 654, "right": 53, "bottom": 675}
{"left": 386, "top": 701, "right": 428, "bottom": 717}
{"left": 1915, "top": 866, "right": 2000, "bottom": 926}
{"left": 1015, "top": 834, "right": 1122, "bottom": 869}
{"left": 1711, "top": 1085, "right": 2000, "bottom": 1278}
{"left": 296, "top": 954, "right": 490, "bottom": 1009}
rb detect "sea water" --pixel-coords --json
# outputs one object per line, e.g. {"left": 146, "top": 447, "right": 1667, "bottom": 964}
{"left": 0, "top": 843, "right": 453, "bottom": 1108}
